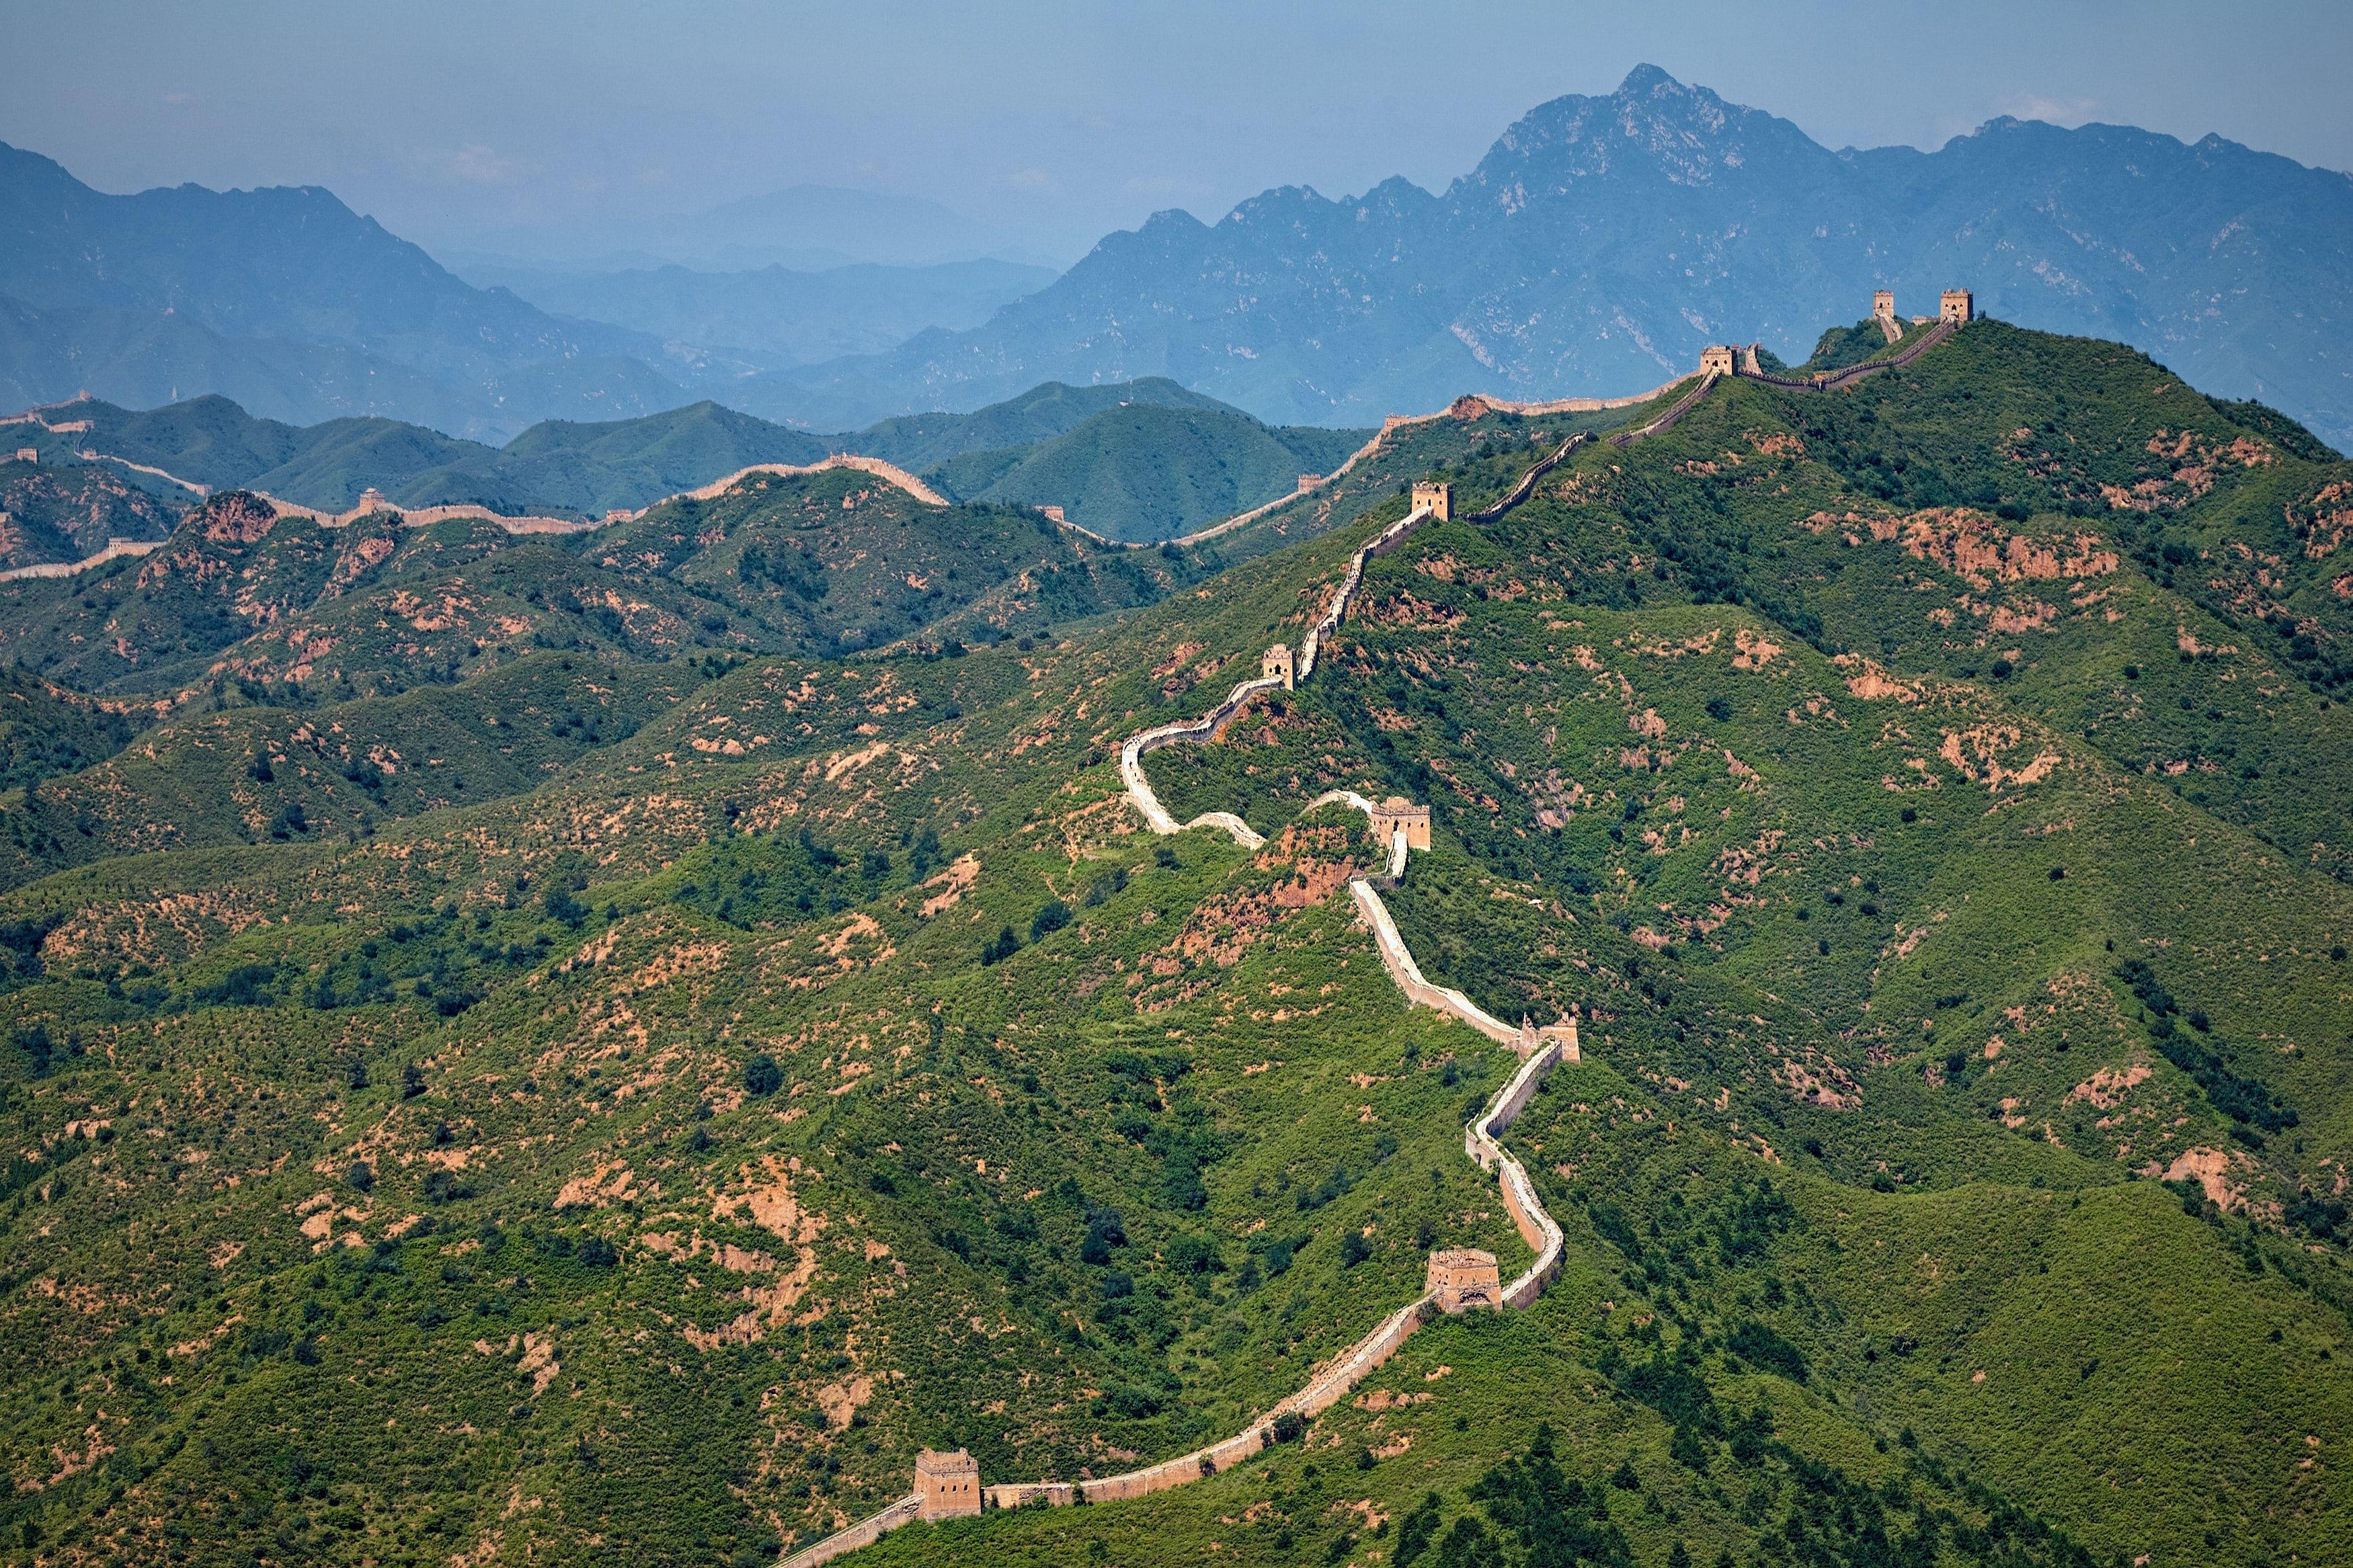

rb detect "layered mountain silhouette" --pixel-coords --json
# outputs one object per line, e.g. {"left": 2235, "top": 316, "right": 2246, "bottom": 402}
{"left": 750, "top": 65, "right": 2353, "bottom": 446}
{"left": 4, "top": 67, "right": 2349, "bottom": 448}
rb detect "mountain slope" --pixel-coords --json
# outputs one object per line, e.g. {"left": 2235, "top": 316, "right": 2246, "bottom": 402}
{"left": 756, "top": 67, "right": 2353, "bottom": 448}
{"left": 936, "top": 403, "right": 1369, "bottom": 541}
{"left": 840, "top": 377, "right": 1235, "bottom": 472}
{"left": 1, "top": 323, "right": 2350, "bottom": 1568}
{"left": 0, "top": 453, "right": 188, "bottom": 567}
{"left": 0, "top": 142, "right": 706, "bottom": 440}
{"left": 31, "top": 380, "right": 1311, "bottom": 537}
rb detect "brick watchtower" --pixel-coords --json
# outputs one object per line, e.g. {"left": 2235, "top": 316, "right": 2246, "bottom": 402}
{"left": 1940, "top": 289, "right": 1974, "bottom": 325}
{"left": 1872, "top": 290, "right": 1895, "bottom": 322}
{"left": 914, "top": 1448, "right": 982, "bottom": 1520}
{"left": 1698, "top": 345, "right": 1737, "bottom": 376}
{"left": 1261, "top": 643, "right": 1295, "bottom": 691}
{"left": 1410, "top": 481, "right": 1452, "bottom": 522}
{"left": 1425, "top": 1247, "right": 1501, "bottom": 1312}
{"left": 1368, "top": 796, "right": 1431, "bottom": 851}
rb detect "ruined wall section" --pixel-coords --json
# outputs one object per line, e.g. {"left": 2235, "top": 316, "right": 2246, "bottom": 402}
{"left": 1608, "top": 374, "right": 1717, "bottom": 448}
{"left": 9, "top": 452, "right": 957, "bottom": 584}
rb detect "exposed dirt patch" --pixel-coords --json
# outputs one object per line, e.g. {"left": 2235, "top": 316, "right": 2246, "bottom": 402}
{"left": 920, "top": 854, "right": 980, "bottom": 915}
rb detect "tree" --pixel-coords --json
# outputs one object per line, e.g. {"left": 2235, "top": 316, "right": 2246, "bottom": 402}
{"left": 543, "top": 884, "right": 587, "bottom": 927}
{"left": 744, "top": 1054, "right": 783, "bottom": 1096}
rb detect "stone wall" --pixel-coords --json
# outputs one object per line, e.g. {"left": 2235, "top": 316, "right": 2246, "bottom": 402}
{"left": 1731, "top": 317, "right": 1956, "bottom": 393}
{"left": 0, "top": 538, "right": 164, "bottom": 582}
{"left": 789, "top": 313, "right": 1973, "bottom": 1568}
{"left": 779, "top": 1495, "right": 922, "bottom": 1568}
{"left": 1117, "top": 671, "right": 1287, "bottom": 843}
{"left": 75, "top": 450, "right": 204, "bottom": 494}
{"left": 1467, "top": 382, "right": 1679, "bottom": 417}
{"left": 1607, "top": 374, "right": 1717, "bottom": 448}
{"left": 1348, "top": 879, "right": 1524, "bottom": 1048}
{"left": 982, "top": 1481, "right": 1075, "bottom": 1510}
{"left": 1465, "top": 1041, "right": 1569, "bottom": 1308}
{"left": 6, "top": 449, "right": 959, "bottom": 586}
{"left": 676, "top": 454, "right": 949, "bottom": 507}
{"left": 796, "top": 394, "right": 1627, "bottom": 1568}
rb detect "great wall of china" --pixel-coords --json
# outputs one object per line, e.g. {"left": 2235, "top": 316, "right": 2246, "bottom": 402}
{"left": 14, "top": 303, "right": 1963, "bottom": 1563}
{"left": 0, "top": 449, "right": 947, "bottom": 583}
{"left": 2, "top": 290, "right": 1963, "bottom": 586}
{"left": 780, "top": 287, "right": 1970, "bottom": 1566}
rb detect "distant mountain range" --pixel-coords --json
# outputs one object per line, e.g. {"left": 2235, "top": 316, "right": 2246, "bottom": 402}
{"left": 0, "top": 151, "right": 1059, "bottom": 442}
{"left": 450, "top": 257, "right": 1057, "bottom": 366}
{"left": 3, "top": 377, "right": 1367, "bottom": 551}
{"left": 750, "top": 66, "right": 2353, "bottom": 447}
{"left": 5, "top": 66, "right": 2349, "bottom": 450}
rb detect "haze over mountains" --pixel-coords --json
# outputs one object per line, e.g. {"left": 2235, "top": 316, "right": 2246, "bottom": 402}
{"left": 3, "top": 66, "right": 2350, "bottom": 451}
{"left": 774, "top": 67, "right": 2353, "bottom": 443}
{"left": 450, "top": 257, "right": 1058, "bottom": 368}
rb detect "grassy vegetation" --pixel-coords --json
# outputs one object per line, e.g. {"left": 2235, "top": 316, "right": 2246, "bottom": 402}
{"left": 55, "top": 378, "right": 1326, "bottom": 534}
{"left": 0, "top": 458, "right": 188, "bottom": 569}
{"left": 1, "top": 322, "right": 2351, "bottom": 1566}
{"left": 931, "top": 404, "right": 1369, "bottom": 542}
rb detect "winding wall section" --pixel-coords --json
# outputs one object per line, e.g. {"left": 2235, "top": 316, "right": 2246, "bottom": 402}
{"left": 1732, "top": 319, "right": 1954, "bottom": 393}
{"left": 1, "top": 452, "right": 953, "bottom": 581}
{"left": 783, "top": 322, "right": 1969, "bottom": 1565}
{"left": 785, "top": 413, "right": 1631, "bottom": 1568}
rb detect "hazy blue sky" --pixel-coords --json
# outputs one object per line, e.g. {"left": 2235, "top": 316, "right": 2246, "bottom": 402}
{"left": 6, "top": 0, "right": 2350, "bottom": 264}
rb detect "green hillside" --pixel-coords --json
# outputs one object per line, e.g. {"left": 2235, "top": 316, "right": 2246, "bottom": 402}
{"left": 0, "top": 454, "right": 188, "bottom": 567}
{"left": 1, "top": 321, "right": 2352, "bottom": 1568}
{"left": 0, "top": 466, "right": 1200, "bottom": 706}
{"left": 849, "top": 378, "right": 1234, "bottom": 473}
{"left": 48, "top": 394, "right": 312, "bottom": 491}
{"left": 933, "top": 403, "right": 1370, "bottom": 542}
{"left": 40, "top": 379, "right": 1281, "bottom": 529}
{"left": 0, "top": 667, "right": 138, "bottom": 793}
